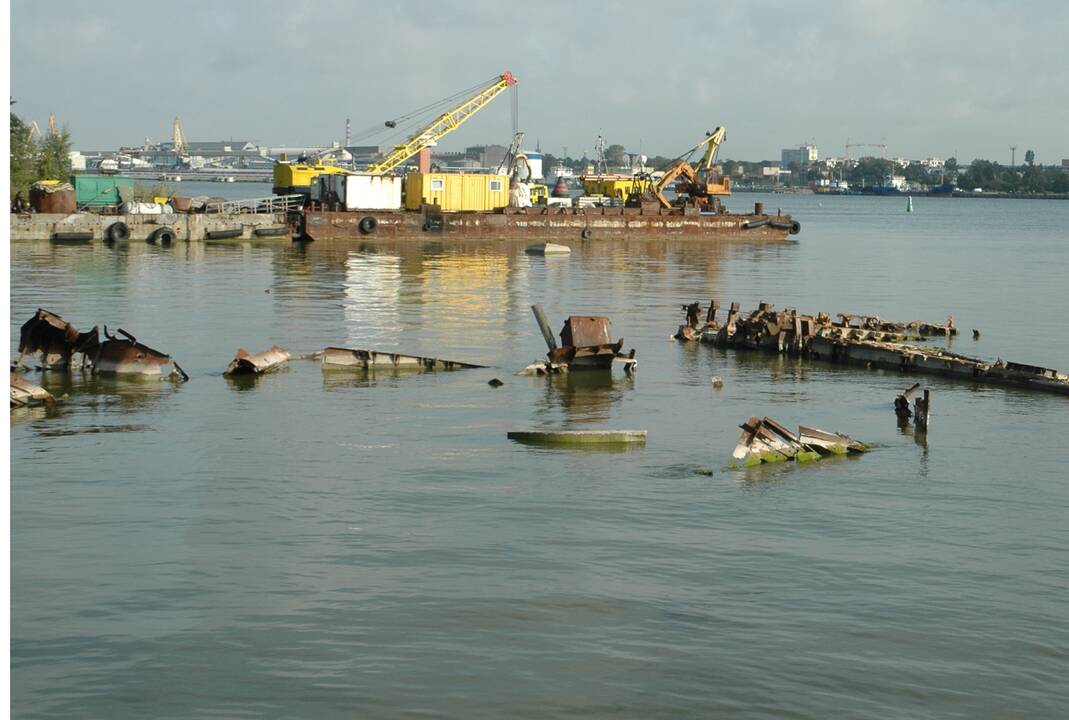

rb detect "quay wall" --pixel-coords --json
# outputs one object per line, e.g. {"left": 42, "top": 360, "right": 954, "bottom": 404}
{"left": 10, "top": 212, "right": 289, "bottom": 242}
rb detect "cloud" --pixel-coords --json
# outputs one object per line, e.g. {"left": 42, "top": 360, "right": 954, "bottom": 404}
{"left": 10, "top": 0, "right": 1069, "bottom": 161}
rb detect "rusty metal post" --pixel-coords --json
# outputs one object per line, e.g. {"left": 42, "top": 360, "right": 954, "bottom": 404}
{"left": 531, "top": 305, "right": 558, "bottom": 351}
{"left": 754, "top": 202, "right": 764, "bottom": 216}
{"left": 914, "top": 389, "right": 930, "bottom": 431}
{"left": 706, "top": 299, "right": 719, "bottom": 325}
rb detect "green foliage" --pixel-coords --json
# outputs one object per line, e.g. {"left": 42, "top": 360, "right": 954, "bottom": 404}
{"left": 604, "top": 143, "right": 626, "bottom": 166}
{"left": 845, "top": 158, "right": 894, "bottom": 187}
{"left": 37, "top": 124, "right": 72, "bottom": 181}
{"left": 10, "top": 112, "right": 39, "bottom": 199}
{"left": 1024, "top": 149, "right": 1035, "bottom": 166}
{"left": 130, "top": 181, "right": 175, "bottom": 201}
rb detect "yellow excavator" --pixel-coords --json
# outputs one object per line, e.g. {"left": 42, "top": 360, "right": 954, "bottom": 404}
{"left": 273, "top": 72, "right": 518, "bottom": 197}
{"left": 631, "top": 127, "right": 730, "bottom": 210}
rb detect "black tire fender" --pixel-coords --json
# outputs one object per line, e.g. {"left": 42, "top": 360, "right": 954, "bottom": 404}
{"left": 790, "top": 220, "right": 801, "bottom": 235}
{"left": 149, "top": 227, "right": 176, "bottom": 245}
{"left": 581, "top": 227, "right": 592, "bottom": 239}
{"left": 358, "top": 216, "right": 378, "bottom": 235}
{"left": 106, "top": 221, "right": 130, "bottom": 242}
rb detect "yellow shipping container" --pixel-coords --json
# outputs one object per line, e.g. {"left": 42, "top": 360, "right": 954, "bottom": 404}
{"left": 405, "top": 172, "right": 510, "bottom": 212}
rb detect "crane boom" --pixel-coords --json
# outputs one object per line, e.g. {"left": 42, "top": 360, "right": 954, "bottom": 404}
{"left": 366, "top": 72, "right": 517, "bottom": 175}
{"left": 648, "top": 127, "right": 731, "bottom": 209}
{"left": 695, "top": 127, "right": 726, "bottom": 171}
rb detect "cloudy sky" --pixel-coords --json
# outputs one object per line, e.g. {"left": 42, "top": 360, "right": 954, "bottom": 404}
{"left": 9, "top": 0, "right": 1068, "bottom": 163}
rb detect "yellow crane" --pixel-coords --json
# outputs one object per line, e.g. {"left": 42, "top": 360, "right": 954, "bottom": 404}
{"left": 274, "top": 72, "right": 518, "bottom": 197}
{"left": 647, "top": 127, "right": 730, "bottom": 209}
{"left": 366, "top": 71, "right": 517, "bottom": 175}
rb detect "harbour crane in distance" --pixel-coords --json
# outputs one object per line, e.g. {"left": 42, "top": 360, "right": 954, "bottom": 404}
{"left": 845, "top": 142, "right": 887, "bottom": 161}
{"left": 365, "top": 71, "right": 518, "bottom": 175}
{"left": 172, "top": 116, "right": 190, "bottom": 166}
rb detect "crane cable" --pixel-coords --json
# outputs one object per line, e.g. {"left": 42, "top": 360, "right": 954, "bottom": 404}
{"left": 347, "top": 75, "right": 505, "bottom": 146}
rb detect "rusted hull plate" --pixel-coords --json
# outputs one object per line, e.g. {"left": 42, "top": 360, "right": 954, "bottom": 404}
{"left": 548, "top": 344, "right": 621, "bottom": 369}
{"left": 224, "top": 345, "right": 291, "bottom": 376}
{"left": 304, "top": 209, "right": 794, "bottom": 241}
{"left": 93, "top": 332, "right": 188, "bottom": 381}
{"left": 321, "top": 346, "right": 485, "bottom": 371}
{"left": 808, "top": 336, "right": 1069, "bottom": 395}
{"left": 17, "top": 308, "right": 98, "bottom": 370}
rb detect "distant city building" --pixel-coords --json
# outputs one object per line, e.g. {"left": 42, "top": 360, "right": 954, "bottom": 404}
{"left": 477, "top": 145, "right": 508, "bottom": 169}
{"left": 1062, "top": 158, "right": 1069, "bottom": 170}
{"left": 781, "top": 145, "right": 818, "bottom": 167}
{"left": 345, "top": 145, "right": 387, "bottom": 167}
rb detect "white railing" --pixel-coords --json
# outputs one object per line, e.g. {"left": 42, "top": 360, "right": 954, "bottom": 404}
{"left": 204, "top": 194, "right": 305, "bottom": 215}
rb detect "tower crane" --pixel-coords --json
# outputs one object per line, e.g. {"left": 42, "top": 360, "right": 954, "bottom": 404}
{"left": 845, "top": 143, "right": 887, "bottom": 161}
{"left": 366, "top": 71, "right": 517, "bottom": 175}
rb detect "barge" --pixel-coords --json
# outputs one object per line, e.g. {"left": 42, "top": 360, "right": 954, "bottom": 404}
{"left": 299, "top": 202, "right": 799, "bottom": 242}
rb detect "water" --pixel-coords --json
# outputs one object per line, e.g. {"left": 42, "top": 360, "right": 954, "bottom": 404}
{"left": 10, "top": 194, "right": 1069, "bottom": 718}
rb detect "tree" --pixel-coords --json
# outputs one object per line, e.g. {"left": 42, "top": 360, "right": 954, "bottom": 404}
{"left": 37, "top": 124, "right": 72, "bottom": 181}
{"left": 604, "top": 143, "right": 626, "bottom": 167}
{"left": 1024, "top": 149, "right": 1035, "bottom": 166}
{"left": 945, "top": 157, "right": 958, "bottom": 173}
{"left": 10, "top": 110, "right": 38, "bottom": 199}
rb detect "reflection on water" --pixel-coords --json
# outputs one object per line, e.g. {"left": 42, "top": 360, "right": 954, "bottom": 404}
{"left": 534, "top": 370, "right": 634, "bottom": 425}
{"left": 343, "top": 253, "right": 402, "bottom": 345}
{"left": 10, "top": 196, "right": 1069, "bottom": 720}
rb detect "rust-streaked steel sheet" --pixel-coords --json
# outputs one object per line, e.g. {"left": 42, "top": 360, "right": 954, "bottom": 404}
{"left": 224, "top": 346, "right": 290, "bottom": 376}
{"left": 560, "top": 316, "right": 612, "bottom": 348}
{"left": 92, "top": 328, "right": 188, "bottom": 381}
{"left": 17, "top": 308, "right": 99, "bottom": 370}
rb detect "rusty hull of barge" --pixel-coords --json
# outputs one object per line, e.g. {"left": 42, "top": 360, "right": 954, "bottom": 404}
{"left": 302, "top": 207, "right": 796, "bottom": 241}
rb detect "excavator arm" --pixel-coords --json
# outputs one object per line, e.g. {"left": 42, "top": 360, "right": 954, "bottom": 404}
{"left": 366, "top": 72, "right": 518, "bottom": 175}
{"left": 651, "top": 162, "right": 698, "bottom": 208}
{"left": 649, "top": 127, "right": 730, "bottom": 208}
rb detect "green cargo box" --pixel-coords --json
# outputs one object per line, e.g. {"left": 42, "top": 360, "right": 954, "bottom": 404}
{"left": 71, "top": 175, "right": 136, "bottom": 207}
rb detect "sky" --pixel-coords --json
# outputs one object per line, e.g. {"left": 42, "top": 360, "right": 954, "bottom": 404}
{"left": 8, "top": 0, "right": 1069, "bottom": 163}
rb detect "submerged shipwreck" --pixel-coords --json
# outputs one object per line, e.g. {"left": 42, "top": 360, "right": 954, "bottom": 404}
{"left": 526, "top": 305, "right": 636, "bottom": 375}
{"left": 320, "top": 347, "right": 484, "bottom": 371}
{"left": 675, "top": 300, "right": 1069, "bottom": 396}
{"left": 733, "top": 416, "right": 869, "bottom": 467}
{"left": 15, "top": 309, "right": 187, "bottom": 381}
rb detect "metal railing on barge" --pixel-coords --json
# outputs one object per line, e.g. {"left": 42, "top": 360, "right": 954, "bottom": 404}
{"left": 203, "top": 194, "right": 305, "bottom": 215}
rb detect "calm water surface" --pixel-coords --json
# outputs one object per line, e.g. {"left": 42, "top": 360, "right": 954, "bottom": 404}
{"left": 10, "top": 194, "right": 1069, "bottom": 718}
